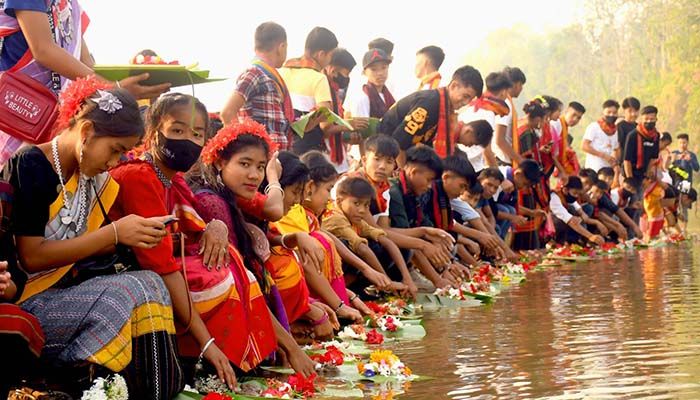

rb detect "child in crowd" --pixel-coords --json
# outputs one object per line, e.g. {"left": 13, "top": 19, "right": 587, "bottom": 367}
{"left": 641, "top": 175, "right": 666, "bottom": 239}
{"left": 549, "top": 176, "right": 606, "bottom": 245}
{"left": 324, "top": 177, "right": 417, "bottom": 298}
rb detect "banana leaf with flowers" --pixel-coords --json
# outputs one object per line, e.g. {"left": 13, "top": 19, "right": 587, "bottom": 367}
{"left": 544, "top": 243, "right": 596, "bottom": 261}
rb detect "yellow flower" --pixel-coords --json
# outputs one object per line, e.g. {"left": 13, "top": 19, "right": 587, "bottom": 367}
{"left": 370, "top": 349, "right": 399, "bottom": 365}
{"left": 357, "top": 362, "right": 365, "bottom": 374}
{"left": 404, "top": 366, "right": 412, "bottom": 376}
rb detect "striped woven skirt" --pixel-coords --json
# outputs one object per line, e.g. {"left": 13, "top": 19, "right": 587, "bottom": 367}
{"left": 20, "top": 270, "right": 184, "bottom": 400}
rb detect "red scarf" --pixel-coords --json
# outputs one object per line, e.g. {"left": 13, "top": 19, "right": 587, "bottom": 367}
{"left": 325, "top": 72, "right": 345, "bottom": 164}
{"left": 362, "top": 83, "right": 395, "bottom": 118}
{"left": 557, "top": 116, "right": 570, "bottom": 171}
{"left": 433, "top": 88, "right": 454, "bottom": 158}
{"left": 597, "top": 118, "right": 617, "bottom": 135}
{"left": 283, "top": 56, "right": 322, "bottom": 71}
{"left": 431, "top": 180, "right": 453, "bottom": 231}
{"left": 469, "top": 92, "right": 510, "bottom": 117}
{"left": 636, "top": 123, "right": 659, "bottom": 169}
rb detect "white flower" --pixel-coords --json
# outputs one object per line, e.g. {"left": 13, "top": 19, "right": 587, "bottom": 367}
{"left": 338, "top": 326, "right": 365, "bottom": 340}
{"left": 182, "top": 385, "right": 197, "bottom": 393}
{"left": 81, "top": 375, "right": 128, "bottom": 400}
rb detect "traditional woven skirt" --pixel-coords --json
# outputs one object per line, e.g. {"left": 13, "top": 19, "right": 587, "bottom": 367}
{"left": 20, "top": 270, "right": 183, "bottom": 399}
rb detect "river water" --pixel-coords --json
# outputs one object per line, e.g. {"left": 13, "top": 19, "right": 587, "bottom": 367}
{"left": 395, "top": 244, "right": 700, "bottom": 399}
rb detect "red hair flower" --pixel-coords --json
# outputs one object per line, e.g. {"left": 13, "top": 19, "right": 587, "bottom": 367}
{"left": 200, "top": 119, "right": 277, "bottom": 165}
{"left": 53, "top": 75, "right": 114, "bottom": 135}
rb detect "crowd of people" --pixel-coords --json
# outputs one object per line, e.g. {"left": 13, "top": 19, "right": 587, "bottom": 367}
{"left": 0, "top": 3, "right": 698, "bottom": 399}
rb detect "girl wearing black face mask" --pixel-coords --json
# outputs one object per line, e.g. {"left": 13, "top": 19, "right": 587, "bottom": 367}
{"left": 110, "top": 94, "right": 248, "bottom": 389}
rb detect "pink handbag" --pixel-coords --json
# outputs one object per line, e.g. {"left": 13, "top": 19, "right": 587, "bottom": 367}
{"left": 0, "top": 71, "right": 58, "bottom": 144}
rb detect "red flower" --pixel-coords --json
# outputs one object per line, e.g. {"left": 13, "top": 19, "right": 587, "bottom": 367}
{"left": 366, "top": 329, "right": 384, "bottom": 344}
{"left": 202, "top": 393, "right": 233, "bottom": 400}
{"left": 288, "top": 372, "right": 317, "bottom": 397}
{"left": 600, "top": 242, "right": 617, "bottom": 251}
{"left": 365, "top": 301, "right": 387, "bottom": 315}
{"left": 310, "top": 346, "right": 344, "bottom": 366}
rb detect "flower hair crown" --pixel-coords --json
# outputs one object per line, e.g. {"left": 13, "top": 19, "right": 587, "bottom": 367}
{"left": 201, "top": 119, "right": 278, "bottom": 165}
{"left": 53, "top": 75, "right": 118, "bottom": 134}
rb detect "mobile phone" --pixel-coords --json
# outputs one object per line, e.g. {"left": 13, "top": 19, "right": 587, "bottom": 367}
{"left": 163, "top": 217, "right": 179, "bottom": 226}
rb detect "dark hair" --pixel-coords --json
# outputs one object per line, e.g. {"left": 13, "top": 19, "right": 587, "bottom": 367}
{"left": 468, "top": 181, "right": 484, "bottom": 195}
{"left": 305, "top": 27, "right": 338, "bottom": 53}
{"left": 368, "top": 38, "right": 394, "bottom": 55}
{"left": 443, "top": 154, "right": 476, "bottom": 183}
{"left": 517, "top": 159, "right": 542, "bottom": 183}
{"left": 330, "top": 48, "right": 356, "bottom": 70}
{"left": 567, "top": 134, "right": 574, "bottom": 145}
{"left": 598, "top": 167, "right": 615, "bottom": 178}
{"left": 467, "top": 119, "right": 494, "bottom": 147}
{"left": 452, "top": 66, "right": 484, "bottom": 97}
{"left": 593, "top": 180, "right": 609, "bottom": 191}
{"left": 503, "top": 66, "right": 526, "bottom": 84}
{"left": 686, "top": 188, "right": 697, "bottom": 202}
{"left": 660, "top": 132, "right": 672, "bottom": 143}
{"left": 364, "top": 134, "right": 400, "bottom": 159}
{"left": 677, "top": 133, "right": 690, "bottom": 141}
{"left": 72, "top": 88, "right": 145, "bottom": 138}
{"left": 626, "top": 177, "right": 641, "bottom": 189}
{"left": 145, "top": 93, "right": 209, "bottom": 144}
{"left": 300, "top": 150, "right": 338, "bottom": 183}
{"left": 136, "top": 49, "right": 158, "bottom": 57}
{"left": 602, "top": 99, "right": 620, "bottom": 109}
{"left": 336, "top": 176, "right": 375, "bottom": 200}
{"left": 641, "top": 105, "right": 658, "bottom": 115}
{"left": 565, "top": 176, "right": 583, "bottom": 190}
{"left": 579, "top": 168, "right": 598, "bottom": 183}
{"left": 523, "top": 99, "right": 546, "bottom": 118}
{"left": 255, "top": 22, "right": 287, "bottom": 51}
{"left": 568, "top": 101, "right": 586, "bottom": 114}
{"left": 209, "top": 116, "right": 223, "bottom": 137}
{"left": 405, "top": 146, "right": 443, "bottom": 175}
{"left": 485, "top": 72, "right": 512, "bottom": 92}
{"left": 542, "top": 95, "right": 562, "bottom": 114}
{"left": 279, "top": 151, "right": 310, "bottom": 188}
{"left": 479, "top": 167, "right": 505, "bottom": 183}
{"left": 417, "top": 45, "right": 445, "bottom": 69}
{"left": 622, "top": 97, "right": 641, "bottom": 110}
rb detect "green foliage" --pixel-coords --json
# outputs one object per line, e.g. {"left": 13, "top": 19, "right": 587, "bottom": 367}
{"left": 464, "top": 0, "right": 700, "bottom": 148}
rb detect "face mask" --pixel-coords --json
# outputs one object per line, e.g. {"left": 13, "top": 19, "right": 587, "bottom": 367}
{"left": 333, "top": 74, "right": 350, "bottom": 89}
{"left": 565, "top": 193, "right": 578, "bottom": 203}
{"left": 604, "top": 115, "right": 617, "bottom": 125}
{"left": 155, "top": 131, "right": 202, "bottom": 172}
{"left": 644, "top": 122, "right": 656, "bottom": 131}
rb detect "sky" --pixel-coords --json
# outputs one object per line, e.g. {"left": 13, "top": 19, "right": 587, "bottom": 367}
{"left": 83, "top": 0, "right": 583, "bottom": 111}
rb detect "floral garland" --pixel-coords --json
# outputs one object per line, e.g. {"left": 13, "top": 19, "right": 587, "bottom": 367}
{"left": 201, "top": 119, "right": 278, "bottom": 164}
{"left": 54, "top": 75, "right": 114, "bottom": 135}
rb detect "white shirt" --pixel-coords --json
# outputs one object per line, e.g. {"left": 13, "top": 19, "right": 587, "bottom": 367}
{"left": 549, "top": 194, "right": 582, "bottom": 224}
{"left": 457, "top": 106, "right": 496, "bottom": 172}
{"left": 451, "top": 198, "right": 480, "bottom": 221}
{"left": 583, "top": 121, "right": 619, "bottom": 172}
{"left": 343, "top": 86, "right": 376, "bottom": 118}
{"left": 493, "top": 98, "right": 514, "bottom": 163}
{"left": 549, "top": 119, "right": 564, "bottom": 159}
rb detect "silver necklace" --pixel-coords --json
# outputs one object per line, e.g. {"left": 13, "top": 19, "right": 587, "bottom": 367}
{"left": 144, "top": 152, "right": 172, "bottom": 188}
{"left": 51, "top": 136, "right": 89, "bottom": 231}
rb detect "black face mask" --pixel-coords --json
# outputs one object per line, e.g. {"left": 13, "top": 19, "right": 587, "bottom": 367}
{"left": 155, "top": 131, "right": 202, "bottom": 172}
{"left": 565, "top": 194, "right": 578, "bottom": 204}
{"left": 604, "top": 115, "right": 617, "bottom": 125}
{"left": 333, "top": 74, "right": 350, "bottom": 89}
{"left": 644, "top": 121, "right": 656, "bottom": 131}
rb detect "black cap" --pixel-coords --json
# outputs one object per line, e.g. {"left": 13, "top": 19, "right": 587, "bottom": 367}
{"left": 363, "top": 48, "right": 392, "bottom": 69}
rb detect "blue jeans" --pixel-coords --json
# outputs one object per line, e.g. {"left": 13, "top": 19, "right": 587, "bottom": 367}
{"left": 496, "top": 204, "right": 516, "bottom": 239}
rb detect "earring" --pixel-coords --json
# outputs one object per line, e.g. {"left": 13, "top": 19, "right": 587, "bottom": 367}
{"left": 78, "top": 142, "right": 85, "bottom": 169}
{"left": 216, "top": 170, "right": 224, "bottom": 187}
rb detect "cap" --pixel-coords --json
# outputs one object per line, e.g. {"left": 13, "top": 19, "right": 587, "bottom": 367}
{"left": 363, "top": 48, "right": 392, "bottom": 69}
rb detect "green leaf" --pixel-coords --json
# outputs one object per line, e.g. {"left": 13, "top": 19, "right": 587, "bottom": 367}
{"left": 416, "top": 293, "right": 483, "bottom": 308}
{"left": 382, "top": 323, "right": 426, "bottom": 340}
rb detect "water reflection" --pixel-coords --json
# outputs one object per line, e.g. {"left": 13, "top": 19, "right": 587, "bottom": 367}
{"left": 395, "top": 245, "right": 700, "bottom": 399}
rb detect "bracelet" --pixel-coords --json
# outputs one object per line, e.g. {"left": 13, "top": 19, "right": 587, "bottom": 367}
{"left": 111, "top": 222, "right": 119, "bottom": 246}
{"left": 198, "top": 337, "right": 215, "bottom": 360}
{"left": 281, "top": 234, "right": 293, "bottom": 250}
{"left": 311, "top": 312, "right": 329, "bottom": 326}
{"left": 348, "top": 293, "right": 359, "bottom": 303}
{"left": 265, "top": 183, "right": 285, "bottom": 198}
{"left": 334, "top": 300, "right": 344, "bottom": 313}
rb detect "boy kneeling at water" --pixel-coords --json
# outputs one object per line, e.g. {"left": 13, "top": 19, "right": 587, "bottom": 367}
{"left": 550, "top": 176, "right": 606, "bottom": 245}
{"left": 324, "top": 177, "right": 417, "bottom": 298}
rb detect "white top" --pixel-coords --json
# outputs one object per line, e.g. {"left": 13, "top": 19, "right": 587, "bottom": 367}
{"left": 493, "top": 98, "right": 514, "bottom": 163}
{"left": 457, "top": 105, "right": 497, "bottom": 172}
{"left": 549, "top": 119, "right": 563, "bottom": 159}
{"left": 583, "top": 121, "right": 619, "bottom": 172}
{"left": 343, "top": 86, "right": 385, "bottom": 118}
{"left": 549, "top": 194, "right": 582, "bottom": 224}
{"left": 451, "top": 198, "right": 480, "bottom": 221}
